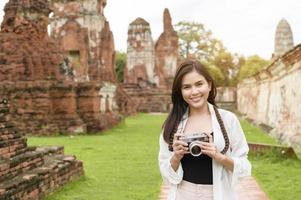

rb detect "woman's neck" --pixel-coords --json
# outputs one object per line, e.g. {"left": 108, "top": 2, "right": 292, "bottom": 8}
{"left": 189, "top": 103, "right": 210, "bottom": 117}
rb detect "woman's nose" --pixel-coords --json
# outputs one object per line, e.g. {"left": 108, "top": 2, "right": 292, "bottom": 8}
{"left": 191, "top": 86, "right": 199, "bottom": 94}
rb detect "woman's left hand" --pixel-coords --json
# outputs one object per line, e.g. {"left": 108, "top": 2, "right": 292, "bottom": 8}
{"left": 199, "top": 134, "right": 224, "bottom": 161}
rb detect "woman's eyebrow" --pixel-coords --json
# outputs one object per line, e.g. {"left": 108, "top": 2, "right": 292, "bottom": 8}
{"left": 182, "top": 83, "right": 191, "bottom": 86}
{"left": 182, "top": 80, "right": 203, "bottom": 85}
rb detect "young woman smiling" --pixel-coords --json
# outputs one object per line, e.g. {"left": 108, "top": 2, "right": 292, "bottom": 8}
{"left": 158, "top": 60, "right": 251, "bottom": 200}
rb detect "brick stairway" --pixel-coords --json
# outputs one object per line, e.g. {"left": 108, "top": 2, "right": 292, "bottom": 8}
{"left": 0, "top": 99, "right": 84, "bottom": 199}
{"left": 159, "top": 176, "right": 269, "bottom": 200}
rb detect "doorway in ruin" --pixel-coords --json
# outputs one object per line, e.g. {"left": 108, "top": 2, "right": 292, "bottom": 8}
{"left": 68, "top": 50, "right": 81, "bottom": 70}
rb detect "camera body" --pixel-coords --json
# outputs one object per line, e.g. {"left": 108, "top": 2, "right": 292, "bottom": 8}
{"left": 179, "top": 132, "right": 209, "bottom": 156}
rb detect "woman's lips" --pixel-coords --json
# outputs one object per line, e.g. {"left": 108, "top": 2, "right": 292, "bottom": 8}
{"left": 190, "top": 96, "right": 202, "bottom": 102}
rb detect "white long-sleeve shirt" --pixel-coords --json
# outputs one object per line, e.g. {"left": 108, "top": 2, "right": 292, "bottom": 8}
{"left": 158, "top": 102, "right": 251, "bottom": 200}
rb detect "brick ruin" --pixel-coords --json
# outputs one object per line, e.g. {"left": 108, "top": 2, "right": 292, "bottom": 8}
{"left": 49, "top": 0, "right": 116, "bottom": 82}
{"left": 0, "top": 0, "right": 65, "bottom": 82}
{"left": 125, "top": 17, "right": 157, "bottom": 86}
{"left": 0, "top": 0, "right": 126, "bottom": 135}
{"left": 122, "top": 9, "right": 179, "bottom": 112}
{"left": 273, "top": 18, "right": 294, "bottom": 58}
{"left": 155, "top": 8, "right": 179, "bottom": 88}
{"left": 0, "top": 98, "right": 84, "bottom": 199}
{"left": 237, "top": 18, "right": 301, "bottom": 152}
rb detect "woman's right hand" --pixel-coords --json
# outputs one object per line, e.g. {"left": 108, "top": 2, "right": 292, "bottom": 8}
{"left": 172, "top": 133, "right": 188, "bottom": 161}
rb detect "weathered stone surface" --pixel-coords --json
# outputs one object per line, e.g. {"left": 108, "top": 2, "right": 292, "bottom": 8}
{"left": 125, "top": 17, "right": 158, "bottom": 86}
{"left": 155, "top": 8, "right": 179, "bottom": 89}
{"left": 0, "top": 0, "right": 73, "bottom": 82}
{"left": 215, "top": 87, "right": 237, "bottom": 111}
{"left": 273, "top": 18, "right": 294, "bottom": 58}
{"left": 123, "top": 9, "right": 180, "bottom": 112}
{"left": 0, "top": 0, "right": 122, "bottom": 134}
{"left": 122, "top": 84, "right": 171, "bottom": 113}
{"left": 50, "top": 0, "right": 116, "bottom": 83}
{"left": 0, "top": 99, "right": 84, "bottom": 200}
{"left": 238, "top": 44, "right": 301, "bottom": 152}
{"left": 0, "top": 81, "right": 121, "bottom": 135}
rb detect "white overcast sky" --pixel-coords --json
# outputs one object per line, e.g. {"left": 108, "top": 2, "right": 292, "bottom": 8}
{"left": 1, "top": 0, "right": 301, "bottom": 59}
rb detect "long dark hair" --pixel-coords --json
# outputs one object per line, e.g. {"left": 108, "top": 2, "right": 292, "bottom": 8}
{"left": 162, "top": 60, "right": 217, "bottom": 147}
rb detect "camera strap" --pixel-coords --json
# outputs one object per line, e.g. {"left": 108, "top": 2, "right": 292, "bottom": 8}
{"left": 176, "top": 106, "right": 230, "bottom": 154}
{"left": 213, "top": 106, "right": 230, "bottom": 154}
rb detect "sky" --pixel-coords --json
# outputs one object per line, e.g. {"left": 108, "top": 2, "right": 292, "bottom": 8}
{"left": 0, "top": 0, "right": 301, "bottom": 59}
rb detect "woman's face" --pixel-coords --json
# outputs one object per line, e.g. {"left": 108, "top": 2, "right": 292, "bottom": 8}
{"left": 181, "top": 70, "right": 211, "bottom": 110}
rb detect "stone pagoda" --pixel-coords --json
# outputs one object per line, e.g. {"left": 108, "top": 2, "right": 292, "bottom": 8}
{"left": 274, "top": 18, "right": 294, "bottom": 58}
{"left": 124, "top": 17, "right": 157, "bottom": 86}
{"left": 122, "top": 9, "right": 179, "bottom": 112}
{"left": 155, "top": 8, "right": 179, "bottom": 89}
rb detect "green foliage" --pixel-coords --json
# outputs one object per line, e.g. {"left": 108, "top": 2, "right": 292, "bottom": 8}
{"left": 175, "top": 21, "right": 225, "bottom": 62}
{"left": 205, "top": 64, "right": 225, "bottom": 87}
{"left": 175, "top": 21, "right": 245, "bottom": 86}
{"left": 237, "top": 55, "right": 270, "bottom": 81}
{"left": 115, "top": 51, "right": 127, "bottom": 82}
{"left": 210, "top": 51, "right": 244, "bottom": 86}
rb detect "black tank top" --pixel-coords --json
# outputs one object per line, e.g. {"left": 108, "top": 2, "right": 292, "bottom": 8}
{"left": 180, "top": 133, "right": 213, "bottom": 185}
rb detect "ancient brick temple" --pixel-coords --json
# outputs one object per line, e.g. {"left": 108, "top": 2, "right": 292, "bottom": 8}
{"left": 122, "top": 9, "right": 179, "bottom": 112}
{"left": 0, "top": 0, "right": 67, "bottom": 82}
{"left": 49, "top": 0, "right": 116, "bottom": 82}
{"left": 154, "top": 8, "right": 179, "bottom": 88}
{"left": 273, "top": 18, "right": 294, "bottom": 58}
{"left": 0, "top": 0, "right": 124, "bottom": 135}
{"left": 0, "top": 98, "right": 84, "bottom": 199}
{"left": 125, "top": 17, "right": 157, "bottom": 86}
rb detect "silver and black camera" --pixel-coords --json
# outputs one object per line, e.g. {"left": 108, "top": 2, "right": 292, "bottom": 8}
{"left": 179, "top": 133, "right": 209, "bottom": 157}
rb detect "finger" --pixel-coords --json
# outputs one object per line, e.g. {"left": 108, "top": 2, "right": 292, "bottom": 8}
{"left": 176, "top": 149, "right": 187, "bottom": 156}
{"left": 208, "top": 134, "right": 213, "bottom": 143}
{"left": 174, "top": 140, "right": 188, "bottom": 147}
{"left": 198, "top": 141, "right": 211, "bottom": 146}
{"left": 201, "top": 150, "right": 211, "bottom": 156}
{"left": 174, "top": 145, "right": 188, "bottom": 152}
{"left": 174, "top": 133, "right": 184, "bottom": 140}
{"left": 200, "top": 143, "right": 216, "bottom": 151}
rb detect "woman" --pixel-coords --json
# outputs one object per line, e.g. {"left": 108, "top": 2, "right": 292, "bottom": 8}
{"left": 158, "top": 60, "right": 251, "bottom": 200}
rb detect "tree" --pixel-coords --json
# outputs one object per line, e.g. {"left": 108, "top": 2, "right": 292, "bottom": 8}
{"left": 237, "top": 55, "right": 270, "bottom": 81}
{"left": 210, "top": 51, "right": 245, "bottom": 86}
{"left": 175, "top": 21, "right": 225, "bottom": 62}
{"left": 175, "top": 21, "right": 245, "bottom": 86}
{"left": 205, "top": 64, "right": 225, "bottom": 87}
{"left": 115, "top": 51, "right": 126, "bottom": 82}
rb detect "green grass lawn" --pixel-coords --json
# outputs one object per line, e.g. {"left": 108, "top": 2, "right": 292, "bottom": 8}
{"left": 28, "top": 114, "right": 165, "bottom": 200}
{"left": 240, "top": 118, "right": 278, "bottom": 145}
{"left": 27, "top": 113, "right": 301, "bottom": 200}
{"left": 250, "top": 154, "right": 301, "bottom": 200}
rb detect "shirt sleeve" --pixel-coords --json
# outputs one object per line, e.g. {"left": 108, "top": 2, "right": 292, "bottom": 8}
{"left": 227, "top": 112, "right": 252, "bottom": 187}
{"left": 158, "top": 133, "right": 183, "bottom": 185}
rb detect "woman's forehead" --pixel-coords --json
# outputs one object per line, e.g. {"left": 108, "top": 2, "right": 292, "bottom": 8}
{"left": 182, "top": 71, "right": 206, "bottom": 84}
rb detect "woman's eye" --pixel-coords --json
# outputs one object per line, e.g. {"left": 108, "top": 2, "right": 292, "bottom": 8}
{"left": 196, "top": 82, "right": 203, "bottom": 86}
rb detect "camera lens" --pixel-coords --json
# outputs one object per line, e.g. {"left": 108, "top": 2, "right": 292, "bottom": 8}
{"left": 189, "top": 143, "right": 202, "bottom": 157}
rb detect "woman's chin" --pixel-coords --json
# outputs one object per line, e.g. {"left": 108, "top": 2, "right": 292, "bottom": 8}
{"left": 188, "top": 101, "right": 206, "bottom": 109}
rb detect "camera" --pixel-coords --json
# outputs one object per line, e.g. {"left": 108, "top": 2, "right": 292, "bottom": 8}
{"left": 179, "top": 133, "right": 209, "bottom": 157}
